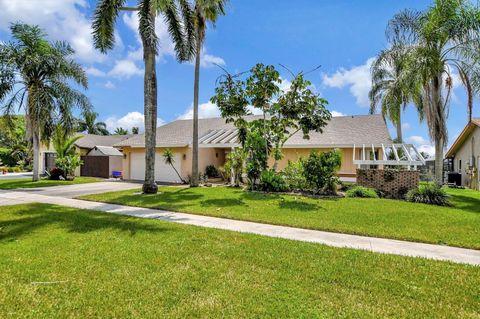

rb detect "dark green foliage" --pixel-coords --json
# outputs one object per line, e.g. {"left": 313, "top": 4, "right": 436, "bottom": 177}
{"left": 346, "top": 186, "right": 379, "bottom": 198}
{"left": 303, "top": 150, "right": 341, "bottom": 194}
{"left": 205, "top": 165, "right": 219, "bottom": 178}
{"left": 406, "top": 183, "right": 450, "bottom": 206}
{"left": 260, "top": 169, "right": 287, "bottom": 192}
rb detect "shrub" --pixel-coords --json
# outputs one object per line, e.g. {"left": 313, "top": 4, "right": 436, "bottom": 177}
{"left": 406, "top": 183, "right": 450, "bottom": 206}
{"left": 217, "top": 166, "right": 230, "bottom": 182}
{"left": 205, "top": 165, "right": 219, "bottom": 178}
{"left": 339, "top": 181, "right": 357, "bottom": 192}
{"left": 303, "top": 150, "right": 341, "bottom": 194}
{"left": 55, "top": 154, "right": 83, "bottom": 180}
{"left": 282, "top": 159, "right": 307, "bottom": 191}
{"left": 346, "top": 186, "right": 379, "bottom": 198}
{"left": 260, "top": 169, "right": 287, "bottom": 192}
{"left": 49, "top": 167, "right": 65, "bottom": 180}
{"left": 0, "top": 148, "right": 17, "bottom": 167}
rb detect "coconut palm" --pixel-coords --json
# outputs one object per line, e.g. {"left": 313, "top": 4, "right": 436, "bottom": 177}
{"left": 387, "top": 0, "right": 480, "bottom": 182}
{"left": 0, "top": 23, "right": 91, "bottom": 181}
{"left": 92, "top": 0, "right": 194, "bottom": 194}
{"left": 163, "top": 148, "right": 185, "bottom": 183}
{"left": 190, "top": 0, "right": 227, "bottom": 187}
{"left": 77, "top": 111, "right": 110, "bottom": 135}
{"left": 369, "top": 45, "right": 423, "bottom": 143}
{"left": 114, "top": 127, "right": 129, "bottom": 135}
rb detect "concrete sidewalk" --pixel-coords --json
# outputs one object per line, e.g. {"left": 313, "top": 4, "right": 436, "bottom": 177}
{"left": 1, "top": 190, "right": 479, "bottom": 266}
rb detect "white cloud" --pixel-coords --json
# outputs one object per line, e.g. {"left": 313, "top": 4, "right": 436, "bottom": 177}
{"left": 177, "top": 101, "right": 221, "bottom": 120}
{"left": 105, "top": 112, "right": 165, "bottom": 133}
{"left": 417, "top": 145, "right": 435, "bottom": 157}
{"left": 406, "top": 135, "right": 429, "bottom": 145}
{"left": 85, "top": 67, "right": 106, "bottom": 77}
{"left": 0, "top": 0, "right": 108, "bottom": 63}
{"left": 108, "top": 59, "right": 144, "bottom": 79}
{"left": 104, "top": 81, "right": 115, "bottom": 89}
{"left": 322, "top": 58, "right": 375, "bottom": 107}
{"left": 200, "top": 51, "right": 226, "bottom": 68}
{"left": 331, "top": 110, "right": 345, "bottom": 117}
{"left": 402, "top": 122, "right": 411, "bottom": 130}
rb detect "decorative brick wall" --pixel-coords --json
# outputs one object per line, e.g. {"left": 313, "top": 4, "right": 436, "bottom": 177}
{"left": 356, "top": 169, "right": 419, "bottom": 199}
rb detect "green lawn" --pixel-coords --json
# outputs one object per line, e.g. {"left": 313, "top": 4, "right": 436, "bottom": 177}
{"left": 79, "top": 186, "right": 480, "bottom": 249}
{"left": 0, "top": 177, "right": 99, "bottom": 190}
{"left": 1, "top": 203, "right": 479, "bottom": 318}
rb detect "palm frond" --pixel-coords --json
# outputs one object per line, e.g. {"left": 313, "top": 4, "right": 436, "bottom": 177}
{"left": 92, "top": 0, "right": 126, "bottom": 53}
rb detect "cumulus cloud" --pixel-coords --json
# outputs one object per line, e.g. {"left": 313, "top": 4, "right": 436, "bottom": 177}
{"left": 331, "top": 110, "right": 345, "bottom": 117}
{"left": 0, "top": 0, "right": 108, "bottom": 63}
{"left": 322, "top": 58, "right": 375, "bottom": 107}
{"left": 200, "top": 51, "right": 226, "bottom": 68}
{"left": 104, "top": 81, "right": 115, "bottom": 89}
{"left": 105, "top": 112, "right": 165, "bottom": 133}
{"left": 108, "top": 59, "right": 144, "bottom": 79}
{"left": 85, "top": 67, "right": 106, "bottom": 77}
{"left": 177, "top": 101, "right": 221, "bottom": 120}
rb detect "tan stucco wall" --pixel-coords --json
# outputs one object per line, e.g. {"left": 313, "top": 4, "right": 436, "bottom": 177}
{"left": 453, "top": 126, "right": 480, "bottom": 186}
{"left": 120, "top": 146, "right": 372, "bottom": 180}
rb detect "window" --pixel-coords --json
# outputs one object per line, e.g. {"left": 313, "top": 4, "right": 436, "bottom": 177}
{"left": 459, "top": 159, "right": 462, "bottom": 171}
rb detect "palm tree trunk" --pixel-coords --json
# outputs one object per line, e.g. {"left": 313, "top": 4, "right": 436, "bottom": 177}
{"left": 434, "top": 136, "right": 444, "bottom": 184}
{"left": 433, "top": 74, "right": 444, "bottom": 184}
{"left": 191, "top": 35, "right": 202, "bottom": 187}
{"left": 141, "top": 13, "right": 158, "bottom": 194}
{"left": 395, "top": 110, "right": 403, "bottom": 143}
{"left": 32, "top": 124, "right": 40, "bottom": 182}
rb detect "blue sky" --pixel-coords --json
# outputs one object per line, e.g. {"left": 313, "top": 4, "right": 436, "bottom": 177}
{"left": 0, "top": 0, "right": 476, "bottom": 155}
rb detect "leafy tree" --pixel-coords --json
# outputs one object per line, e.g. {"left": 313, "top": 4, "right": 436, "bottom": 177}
{"left": 211, "top": 63, "right": 331, "bottom": 173}
{"left": 0, "top": 115, "right": 30, "bottom": 168}
{"left": 76, "top": 111, "right": 109, "bottom": 135}
{"left": 188, "top": 0, "right": 227, "bottom": 187}
{"left": 55, "top": 155, "right": 83, "bottom": 180}
{"left": 163, "top": 148, "right": 185, "bottom": 183}
{"left": 303, "top": 150, "right": 341, "bottom": 194}
{"left": 114, "top": 127, "right": 129, "bottom": 135}
{"left": 132, "top": 127, "right": 140, "bottom": 134}
{"left": 92, "top": 0, "right": 195, "bottom": 194}
{"left": 0, "top": 23, "right": 91, "bottom": 181}
{"left": 369, "top": 45, "right": 423, "bottom": 143}
{"left": 387, "top": 0, "right": 480, "bottom": 182}
{"left": 224, "top": 148, "right": 245, "bottom": 186}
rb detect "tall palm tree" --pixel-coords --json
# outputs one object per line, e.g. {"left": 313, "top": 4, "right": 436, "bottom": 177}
{"left": 190, "top": 0, "right": 227, "bottom": 187}
{"left": 0, "top": 23, "right": 91, "bottom": 181}
{"left": 114, "top": 127, "right": 129, "bottom": 135}
{"left": 92, "top": 0, "right": 194, "bottom": 194}
{"left": 77, "top": 111, "right": 110, "bottom": 135}
{"left": 369, "top": 45, "right": 423, "bottom": 143}
{"left": 387, "top": 0, "right": 480, "bottom": 182}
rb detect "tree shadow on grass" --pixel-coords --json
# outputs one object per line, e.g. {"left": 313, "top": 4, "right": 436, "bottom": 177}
{"left": 278, "top": 200, "right": 320, "bottom": 211}
{"left": 200, "top": 198, "right": 247, "bottom": 207}
{"left": 0, "top": 203, "right": 170, "bottom": 242}
{"left": 449, "top": 193, "right": 480, "bottom": 214}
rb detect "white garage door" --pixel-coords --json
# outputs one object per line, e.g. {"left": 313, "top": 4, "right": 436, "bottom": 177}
{"left": 130, "top": 151, "right": 183, "bottom": 183}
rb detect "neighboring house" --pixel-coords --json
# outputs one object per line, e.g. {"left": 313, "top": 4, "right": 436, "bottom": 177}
{"left": 41, "top": 134, "right": 131, "bottom": 178}
{"left": 115, "top": 114, "right": 420, "bottom": 183}
{"left": 445, "top": 119, "right": 480, "bottom": 189}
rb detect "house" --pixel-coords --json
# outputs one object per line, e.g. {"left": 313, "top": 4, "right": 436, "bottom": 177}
{"left": 445, "top": 119, "right": 480, "bottom": 189}
{"left": 41, "top": 134, "right": 132, "bottom": 178}
{"left": 115, "top": 114, "right": 424, "bottom": 183}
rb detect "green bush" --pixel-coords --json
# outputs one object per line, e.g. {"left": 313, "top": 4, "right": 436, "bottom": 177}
{"left": 260, "top": 169, "right": 287, "bottom": 192}
{"left": 282, "top": 159, "right": 307, "bottom": 191}
{"left": 406, "top": 183, "right": 450, "bottom": 206}
{"left": 303, "top": 150, "right": 341, "bottom": 194}
{"left": 205, "top": 165, "right": 219, "bottom": 178}
{"left": 346, "top": 186, "right": 379, "bottom": 198}
{"left": 0, "top": 148, "right": 17, "bottom": 167}
{"left": 55, "top": 154, "right": 83, "bottom": 180}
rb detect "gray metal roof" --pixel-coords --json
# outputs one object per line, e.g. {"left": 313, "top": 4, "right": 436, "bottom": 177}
{"left": 115, "top": 114, "right": 392, "bottom": 148}
{"left": 75, "top": 134, "right": 133, "bottom": 149}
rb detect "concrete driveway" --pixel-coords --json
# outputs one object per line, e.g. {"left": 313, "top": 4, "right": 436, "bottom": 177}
{"left": 14, "top": 181, "right": 141, "bottom": 198}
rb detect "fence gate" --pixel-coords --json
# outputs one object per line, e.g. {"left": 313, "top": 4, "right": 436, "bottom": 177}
{"left": 80, "top": 156, "right": 110, "bottom": 178}
{"left": 44, "top": 152, "right": 57, "bottom": 173}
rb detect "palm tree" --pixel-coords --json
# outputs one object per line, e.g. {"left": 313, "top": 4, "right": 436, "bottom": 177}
{"left": 92, "top": 0, "right": 194, "bottom": 194}
{"left": 132, "top": 127, "right": 140, "bottom": 134}
{"left": 387, "top": 0, "right": 480, "bottom": 182}
{"left": 77, "top": 111, "right": 110, "bottom": 135}
{"left": 0, "top": 23, "right": 91, "bottom": 181}
{"left": 114, "top": 127, "right": 129, "bottom": 135}
{"left": 163, "top": 148, "right": 186, "bottom": 183}
{"left": 190, "top": 0, "right": 227, "bottom": 187}
{"left": 52, "top": 126, "right": 82, "bottom": 158}
{"left": 369, "top": 45, "right": 423, "bottom": 143}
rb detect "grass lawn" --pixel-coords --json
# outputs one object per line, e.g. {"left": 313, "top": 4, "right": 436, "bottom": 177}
{"left": 0, "top": 177, "right": 99, "bottom": 190}
{"left": 79, "top": 186, "right": 480, "bottom": 249}
{"left": 1, "top": 203, "right": 479, "bottom": 318}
